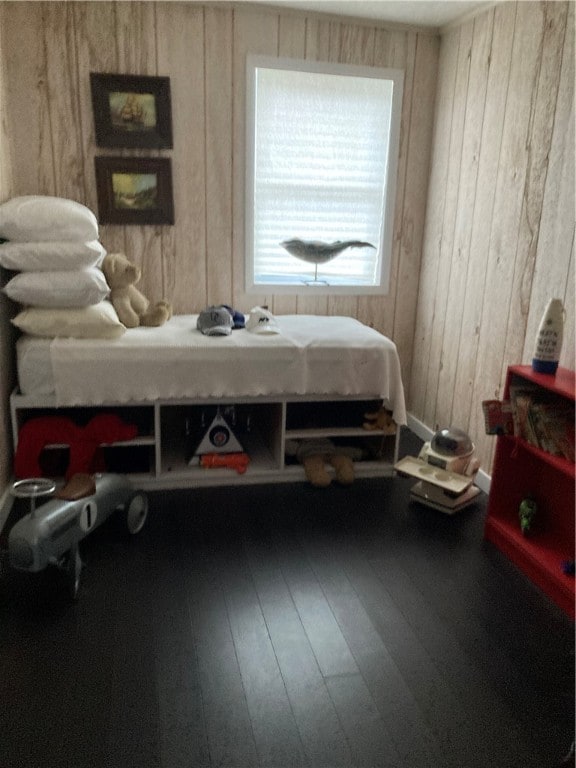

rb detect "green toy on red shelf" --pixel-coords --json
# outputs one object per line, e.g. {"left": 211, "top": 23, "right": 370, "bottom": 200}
{"left": 519, "top": 497, "right": 537, "bottom": 535}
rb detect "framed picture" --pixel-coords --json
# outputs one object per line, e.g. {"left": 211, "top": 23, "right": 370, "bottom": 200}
{"left": 95, "top": 157, "right": 174, "bottom": 225}
{"left": 90, "top": 72, "right": 173, "bottom": 148}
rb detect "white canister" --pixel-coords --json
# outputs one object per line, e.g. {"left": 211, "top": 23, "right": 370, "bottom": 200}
{"left": 532, "top": 298, "right": 564, "bottom": 374}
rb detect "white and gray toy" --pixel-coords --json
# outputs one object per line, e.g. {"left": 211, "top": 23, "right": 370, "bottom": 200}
{"left": 8, "top": 473, "right": 148, "bottom": 599}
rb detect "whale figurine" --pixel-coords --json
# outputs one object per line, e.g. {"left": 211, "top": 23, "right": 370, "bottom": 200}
{"left": 280, "top": 238, "right": 375, "bottom": 282}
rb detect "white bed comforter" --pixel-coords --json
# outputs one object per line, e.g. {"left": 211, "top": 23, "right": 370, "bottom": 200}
{"left": 48, "top": 314, "right": 407, "bottom": 424}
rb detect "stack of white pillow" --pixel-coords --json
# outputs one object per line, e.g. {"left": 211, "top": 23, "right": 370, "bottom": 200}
{"left": 0, "top": 196, "right": 125, "bottom": 339}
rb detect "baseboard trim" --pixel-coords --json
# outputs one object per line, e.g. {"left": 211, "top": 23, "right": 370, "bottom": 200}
{"left": 406, "top": 413, "right": 491, "bottom": 495}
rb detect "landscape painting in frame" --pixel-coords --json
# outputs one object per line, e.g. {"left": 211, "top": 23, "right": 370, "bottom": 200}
{"left": 90, "top": 73, "right": 173, "bottom": 148}
{"left": 95, "top": 157, "right": 174, "bottom": 225}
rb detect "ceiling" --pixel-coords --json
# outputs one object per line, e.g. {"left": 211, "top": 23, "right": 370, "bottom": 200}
{"left": 252, "top": 0, "right": 493, "bottom": 28}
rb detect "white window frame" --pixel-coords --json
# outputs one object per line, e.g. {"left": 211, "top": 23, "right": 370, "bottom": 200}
{"left": 245, "top": 55, "right": 404, "bottom": 296}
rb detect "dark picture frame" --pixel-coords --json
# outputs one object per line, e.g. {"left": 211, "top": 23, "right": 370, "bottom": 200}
{"left": 90, "top": 72, "right": 173, "bottom": 148}
{"left": 95, "top": 157, "right": 174, "bottom": 225}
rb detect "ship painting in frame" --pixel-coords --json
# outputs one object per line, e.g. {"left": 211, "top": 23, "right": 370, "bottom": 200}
{"left": 90, "top": 72, "right": 173, "bottom": 149}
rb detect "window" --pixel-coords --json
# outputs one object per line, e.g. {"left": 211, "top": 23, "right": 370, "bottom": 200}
{"left": 246, "top": 56, "right": 403, "bottom": 295}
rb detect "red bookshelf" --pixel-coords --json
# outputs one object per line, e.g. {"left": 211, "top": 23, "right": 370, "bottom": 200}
{"left": 484, "top": 365, "right": 575, "bottom": 618}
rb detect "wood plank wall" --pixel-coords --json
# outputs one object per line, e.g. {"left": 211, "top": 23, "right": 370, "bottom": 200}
{"left": 0, "top": 1, "right": 438, "bottom": 359}
{"left": 0, "top": 3, "right": 16, "bottom": 492}
{"left": 410, "top": 1, "right": 574, "bottom": 473}
{"left": 0, "top": 1, "right": 573, "bottom": 488}
{"left": 0, "top": 1, "right": 438, "bottom": 491}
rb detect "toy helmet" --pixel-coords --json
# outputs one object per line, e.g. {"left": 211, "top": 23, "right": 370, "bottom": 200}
{"left": 431, "top": 427, "right": 474, "bottom": 459}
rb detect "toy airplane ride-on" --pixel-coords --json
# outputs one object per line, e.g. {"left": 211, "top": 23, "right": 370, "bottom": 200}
{"left": 6, "top": 472, "right": 148, "bottom": 599}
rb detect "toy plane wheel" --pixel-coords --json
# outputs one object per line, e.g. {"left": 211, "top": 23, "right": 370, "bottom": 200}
{"left": 125, "top": 492, "right": 148, "bottom": 535}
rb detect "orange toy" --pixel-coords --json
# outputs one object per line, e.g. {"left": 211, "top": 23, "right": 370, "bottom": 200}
{"left": 200, "top": 453, "right": 250, "bottom": 474}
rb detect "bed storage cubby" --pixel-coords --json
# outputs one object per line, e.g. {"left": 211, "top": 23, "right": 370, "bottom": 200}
{"left": 10, "top": 313, "right": 407, "bottom": 489}
{"left": 11, "top": 391, "right": 400, "bottom": 490}
{"left": 10, "top": 395, "right": 157, "bottom": 481}
{"left": 158, "top": 401, "right": 284, "bottom": 481}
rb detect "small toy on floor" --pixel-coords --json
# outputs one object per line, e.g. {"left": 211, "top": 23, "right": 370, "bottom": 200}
{"left": 519, "top": 497, "right": 537, "bottom": 535}
{"left": 362, "top": 406, "right": 396, "bottom": 434}
{"left": 285, "top": 438, "right": 363, "bottom": 488}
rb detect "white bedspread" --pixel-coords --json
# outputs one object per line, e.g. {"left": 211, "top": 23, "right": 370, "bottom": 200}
{"left": 47, "top": 314, "right": 407, "bottom": 424}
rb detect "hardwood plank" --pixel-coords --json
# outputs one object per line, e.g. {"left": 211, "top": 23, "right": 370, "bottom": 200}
{"left": 325, "top": 673, "right": 402, "bottom": 768}
{"left": 215, "top": 543, "right": 309, "bottom": 767}
{"left": 182, "top": 539, "right": 260, "bottom": 767}
{"left": 149, "top": 520, "right": 210, "bottom": 768}
{"left": 102, "top": 536, "right": 160, "bottom": 768}
{"left": 299, "top": 531, "right": 446, "bottom": 768}
{"left": 244, "top": 534, "right": 353, "bottom": 767}
{"left": 272, "top": 529, "right": 359, "bottom": 679}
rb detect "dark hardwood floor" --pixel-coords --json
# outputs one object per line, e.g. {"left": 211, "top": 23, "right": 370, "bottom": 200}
{"left": 1, "top": 428, "right": 574, "bottom": 768}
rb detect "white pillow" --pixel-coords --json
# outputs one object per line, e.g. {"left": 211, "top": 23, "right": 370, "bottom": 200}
{"left": 0, "top": 240, "right": 106, "bottom": 271}
{"left": 4, "top": 268, "right": 110, "bottom": 308}
{"left": 0, "top": 196, "right": 98, "bottom": 242}
{"left": 12, "top": 301, "right": 126, "bottom": 339}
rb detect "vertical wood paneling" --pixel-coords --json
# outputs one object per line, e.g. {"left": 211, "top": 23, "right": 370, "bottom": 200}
{"left": 0, "top": 1, "right": 16, "bottom": 491}
{"left": 43, "top": 3, "right": 86, "bottom": 202}
{"left": 523, "top": 3, "right": 575, "bottom": 369}
{"left": 499, "top": 1, "right": 568, "bottom": 380}
{"left": 424, "top": 22, "right": 472, "bottom": 429}
{"left": 158, "top": 4, "right": 207, "bottom": 313}
{"left": 392, "top": 31, "right": 439, "bottom": 388}
{"left": 73, "top": 2, "right": 118, "bottom": 216}
{"left": 413, "top": 1, "right": 573, "bottom": 475}
{"left": 204, "top": 6, "right": 233, "bottom": 310}
{"left": 435, "top": 12, "right": 493, "bottom": 430}
{"left": 450, "top": 3, "right": 515, "bottom": 433}
{"left": 4, "top": 1, "right": 571, "bottom": 482}
{"left": 231, "top": 7, "right": 279, "bottom": 313}
{"left": 2, "top": 3, "right": 54, "bottom": 196}
{"left": 113, "top": 2, "right": 165, "bottom": 303}
{"left": 409, "top": 28, "right": 459, "bottom": 418}
{"left": 469, "top": 1, "right": 547, "bottom": 470}
{"left": 358, "top": 27, "right": 409, "bottom": 337}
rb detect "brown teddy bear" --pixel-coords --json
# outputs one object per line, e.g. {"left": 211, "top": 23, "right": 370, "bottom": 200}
{"left": 285, "top": 438, "right": 362, "bottom": 488}
{"left": 101, "top": 252, "right": 172, "bottom": 328}
{"left": 363, "top": 406, "right": 396, "bottom": 434}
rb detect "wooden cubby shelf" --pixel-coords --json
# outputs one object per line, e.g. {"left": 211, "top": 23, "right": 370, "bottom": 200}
{"left": 10, "top": 391, "right": 400, "bottom": 491}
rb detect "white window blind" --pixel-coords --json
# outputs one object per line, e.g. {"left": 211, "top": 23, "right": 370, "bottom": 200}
{"left": 246, "top": 56, "right": 403, "bottom": 294}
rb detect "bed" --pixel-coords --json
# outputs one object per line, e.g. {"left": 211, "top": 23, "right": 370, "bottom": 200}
{"left": 12, "top": 314, "right": 406, "bottom": 489}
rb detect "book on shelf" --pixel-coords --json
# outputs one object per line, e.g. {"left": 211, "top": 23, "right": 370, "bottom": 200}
{"left": 508, "top": 384, "right": 575, "bottom": 462}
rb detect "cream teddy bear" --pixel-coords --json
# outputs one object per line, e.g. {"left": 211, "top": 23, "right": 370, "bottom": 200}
{"left": 101, "top": 252, "right": 172, "bottom": 328}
